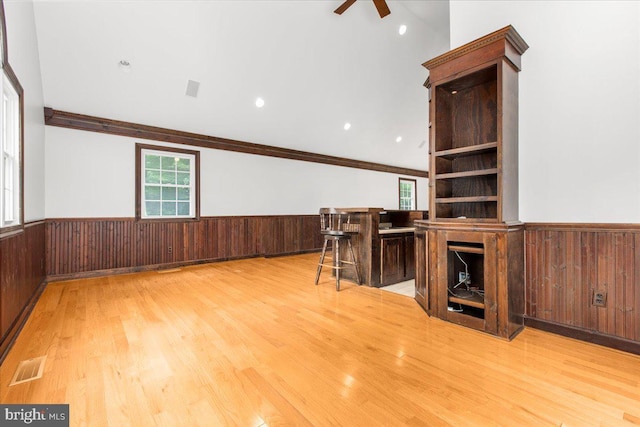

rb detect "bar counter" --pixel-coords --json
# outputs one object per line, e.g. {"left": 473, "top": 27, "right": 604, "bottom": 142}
{"left": 333, "top": 208, "right": 427, "bottom": 287}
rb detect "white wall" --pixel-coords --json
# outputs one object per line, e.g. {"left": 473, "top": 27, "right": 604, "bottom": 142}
{"left": 33, "top": 1, "right": 446, "bottom": 172}
{"left": 450, "top": 1, "right": 640, "bottom": 223}
{"left": 44, "top": 126, "right": 428, "bottom": 218}
{"left": 5, "top": 0, "right": 46, "bottom": 222}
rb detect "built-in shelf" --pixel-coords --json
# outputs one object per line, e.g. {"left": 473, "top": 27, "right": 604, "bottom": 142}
{"left": 449, "top": 294, "right": 485, "bottom": 309}
{"left": 420, "top": 25, "right": 527, "bottom": 339}
{"left": 448, "top": 244, "right": 484, "bottom": 254}
{"left": 435, "top": 196, "right": 498, "bottom": 204}
{"left": 434, "top": 142, "right": 498, "bottom": 160}
{"left": 435, "top": 168, "right": 498, "bottom": 180}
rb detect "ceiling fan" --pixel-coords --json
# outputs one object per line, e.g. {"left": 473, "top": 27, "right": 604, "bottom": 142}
{"left": 334, "top": 0, "right": 391, "bottom": 19}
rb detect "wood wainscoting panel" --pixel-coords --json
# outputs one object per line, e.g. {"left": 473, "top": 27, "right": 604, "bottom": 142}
{"left": 0, "top": 222, "right": 46, "bottom": 362}
{"left": 46, "top": 215, "right": 323, "bottom": 280}
{"left": 525, "top": 223, "right": 640, "bottom": 348}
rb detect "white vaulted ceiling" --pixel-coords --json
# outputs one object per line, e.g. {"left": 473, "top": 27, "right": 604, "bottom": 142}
{"left": 32, "top": 0, "right": 450, "bottom": 171}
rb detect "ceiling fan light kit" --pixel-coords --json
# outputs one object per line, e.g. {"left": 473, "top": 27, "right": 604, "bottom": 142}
{"left": 334, "top": 0, "right": 391, "bottom": 18}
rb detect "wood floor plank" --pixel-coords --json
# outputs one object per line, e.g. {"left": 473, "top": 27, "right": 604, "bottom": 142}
{"left": 1, "top": 253, "right": 639, "bottom": 426}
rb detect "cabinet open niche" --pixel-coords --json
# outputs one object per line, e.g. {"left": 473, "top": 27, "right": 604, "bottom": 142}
{"left": 425, "top": 226, "right": 524, "bottom": 340}
{"left": 446, "top": 242, "right": 486, "bottom": 319}
{"left": 433, "top": 65, "right": 499, "bottom": 221}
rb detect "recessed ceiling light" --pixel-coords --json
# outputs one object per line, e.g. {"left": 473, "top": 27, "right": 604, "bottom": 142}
{"left": 255, "top": 97, "right": 265, "bottom": 108}
{"left": 118, "top": 59, "right": 132, "bottom": 73}
{"left": 344, "top": 122, "right": 351, "bottom": 131}
{"left": 398, "top": 25, "right": 407, "bottom": 35}
{"left": 396, "top": 136, "right": 403, "bottom": 143}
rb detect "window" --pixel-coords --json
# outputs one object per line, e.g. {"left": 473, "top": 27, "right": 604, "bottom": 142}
{"left": 136, "top": 144, "right": 200, "bottom": 220}
{"left": 0, "top": 66, "right": 22, "bottom": 232}
{"left": 399, "top": 178, "right": 416, "bottom": 210}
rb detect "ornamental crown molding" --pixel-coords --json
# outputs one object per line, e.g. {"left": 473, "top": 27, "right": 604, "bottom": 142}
{"left": 422, "top": 25, "right": 529, "bottom": 70}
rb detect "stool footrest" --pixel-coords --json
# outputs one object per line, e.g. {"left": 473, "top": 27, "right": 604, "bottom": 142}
{"left": 314, "top": 235, "right": 361, "bottom": 291}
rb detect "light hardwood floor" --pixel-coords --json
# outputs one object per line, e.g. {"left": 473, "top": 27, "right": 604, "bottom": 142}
{"left": 1, "top": 253, "right": 639, "bottom": 426}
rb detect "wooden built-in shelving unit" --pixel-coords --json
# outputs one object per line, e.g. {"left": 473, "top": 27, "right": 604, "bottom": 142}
{"left": 415, "top": 26, "right": 528, "bottom": 340}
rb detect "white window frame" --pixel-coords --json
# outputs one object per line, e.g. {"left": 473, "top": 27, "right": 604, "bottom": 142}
{"left": 399, "top": 177, "right": 416, "bottom": 211}
{"left": 138, "top": 144, "right": 199, "bottom": 220}
{"left": 0, "top": 68, "right": 21, "bottom": 229}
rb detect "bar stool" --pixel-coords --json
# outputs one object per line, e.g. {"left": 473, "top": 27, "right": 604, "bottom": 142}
{"left": 314, "top": 208, "right": 361, "bottom": 291}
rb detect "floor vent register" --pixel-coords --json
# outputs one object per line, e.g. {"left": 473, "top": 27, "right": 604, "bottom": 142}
{"left": 9, "top": 355, "right": 47, "bottom": 386}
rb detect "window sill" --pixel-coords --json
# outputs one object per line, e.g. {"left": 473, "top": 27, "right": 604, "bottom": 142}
{"left": 135, "top": 216, "right": 201, "bottom": 223}
{"left": 0, "top": 224, "right": 24, "bottom": 240}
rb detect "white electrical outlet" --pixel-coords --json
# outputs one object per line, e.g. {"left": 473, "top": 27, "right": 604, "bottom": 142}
{"left": 458, "top": 272, "right": 470, "bottom": 284}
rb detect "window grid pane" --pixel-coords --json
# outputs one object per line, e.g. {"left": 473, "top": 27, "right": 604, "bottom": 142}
{"left": 3, "top": 95, "right": 8, "bottom": 153}
{"left": 142, "top": 150, "right": 194, "bottom": 218}
{"left": 1, "top": 73, "right": 21, "bottom": 228}
{"left": 399, "top": 180, "right": 416, "bottom": 211}
{"left": 4, "top": 155, "right": 12, "bottom": 221}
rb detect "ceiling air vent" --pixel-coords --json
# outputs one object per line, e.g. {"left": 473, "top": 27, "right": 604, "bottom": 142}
{"left": 185, "top": 80, "right": 200, "bottom": 98}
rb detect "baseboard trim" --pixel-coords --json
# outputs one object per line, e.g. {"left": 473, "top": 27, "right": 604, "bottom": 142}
{"left": 263, "top": 248, "right": 321, "bottom": 258}
{"left": 46, "top": 256, "right": 257, "bottom": 282}
{"left": 524, "top": 317, "right": 640, "bottom": 356}
{"left": 46, "top": 249, "right": 320, "bottom": 282}
{"left": 0, "top": 280, "right": 47, "bottom": 365}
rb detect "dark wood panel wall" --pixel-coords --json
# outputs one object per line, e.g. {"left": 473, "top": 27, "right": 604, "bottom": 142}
{"left": 5, "top": 220, "right": 640, "bottom": 359}
{"left": 525, "top": 224, "right": 640, "bottom": 352}
{"left": 0, "top": 222, "right": 46, "bottom": 361}
{"left": 46, "top": 215, "right": 322, "bottom": 280}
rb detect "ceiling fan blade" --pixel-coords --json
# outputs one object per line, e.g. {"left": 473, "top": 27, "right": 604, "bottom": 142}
{"left": 372, "top": 0, "right": 390, "bottom": 18}
{"left": 334, "top": 0, "right": 357, "bottom": 15}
